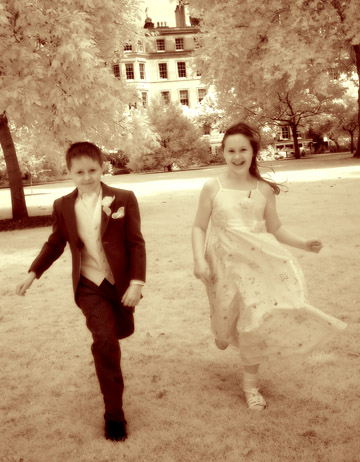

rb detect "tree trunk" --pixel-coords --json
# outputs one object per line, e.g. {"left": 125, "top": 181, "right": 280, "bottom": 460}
{"left": 329, "top": 135, "right": 340, "bottom": 152}
{"left": 353, "top": 45, "right": 360, "bottom": 158}
{"left": 290, "top": 124, "right": 301, "bottom": 159}
{"left": 0, "top": 113, "right": 28, "bottom": 219}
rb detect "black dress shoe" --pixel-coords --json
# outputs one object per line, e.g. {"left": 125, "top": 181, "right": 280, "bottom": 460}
{"left": 105, "top": 420, "right": 127, "bottom": 441}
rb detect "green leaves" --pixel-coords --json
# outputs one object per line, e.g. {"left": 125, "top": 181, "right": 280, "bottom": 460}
{"left": 190, "top": 0, "right": 359, "bottom": 125}
{"left": 0, "top": 0, "right": 141, "bottom": 146}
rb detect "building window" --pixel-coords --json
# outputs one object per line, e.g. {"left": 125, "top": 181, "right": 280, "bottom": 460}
{"left": 179, "top": 90, "right": 189, "bottom": 106}
{"left": 156, "top": 39, "right": 165, "bottom": 51}
{"left": 177, "top": 62, "right": 187, "bottom": 78}
{"left": 281, "top": 126, "right": 289, "bottom": 139}
{"left": 124, "top": 44, "right": 132, "bottom": 51}
{"left": 175, "top": 38, "right": 184, "bottom": 50}
{"left": 138, "top": 40, "right": 144, "bottom": 52}
{"left": 198, "top": 88, "right": 207, "bottom": 103}
{"left": 141, "top": 92, "right": 148, "bottom": 107}
{"left": 139, "top": 63, "right": 145, "bottom": 80}
{"left": 161, "top": 91, "right": 170, "bottom": 104}
{"left": 113, "top": 64, "right": 120, "bottom": 78}
{"left": 158, "top": 63, "right": 168, "bottom": 79}
{"left": 125, "top": 63, "right": 134, "bottom": 80}
{"left": 203, "top": 123, "right": 211, "bottom": 135}
{"left": 329, "top": 68, "right": 340, "bottom": 80}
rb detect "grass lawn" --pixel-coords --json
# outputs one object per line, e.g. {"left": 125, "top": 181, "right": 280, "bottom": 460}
{"left": 0, "top": 165, "right": 359, "bottom": 462}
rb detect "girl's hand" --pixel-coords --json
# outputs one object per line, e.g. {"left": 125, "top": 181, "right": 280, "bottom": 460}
{"left": 16, "top": 271, "right": 36, "bottom": 296}
{"left": 305, "top": 238, "right": 323, "bottom": 253}
{"left": 194, "top": 260, "right": 211, "bottom": 285}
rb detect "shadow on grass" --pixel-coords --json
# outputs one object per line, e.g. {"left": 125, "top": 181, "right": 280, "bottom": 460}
{"left": 0, "top": 215, "right": 52, "bottom": 232}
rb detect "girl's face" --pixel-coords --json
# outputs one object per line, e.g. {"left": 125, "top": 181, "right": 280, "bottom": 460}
{"left": 223, "top": 134, "right": 254, "bottom": 174}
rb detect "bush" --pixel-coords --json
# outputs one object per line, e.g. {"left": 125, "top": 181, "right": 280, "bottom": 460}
{"left": 258, "top": 147, "right": 276, "bottom": 161}
{"left": 209, "top": 151, "right": 225, "bottom": 165}
{"left": 104, "top": 150, "right": 129, "bottom": 169}
{"left": 147, "top": 100, "right": 211, "bottom": 169}
{"left": 102, "top": 161, "right": 114, "bottom": 175}
{"left": 328, "top": 144, "right": 350, "bottom": 153}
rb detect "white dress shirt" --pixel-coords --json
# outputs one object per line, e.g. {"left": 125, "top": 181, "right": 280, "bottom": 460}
{"left": 75, "top": 191, "right": 115, "bottom": 286}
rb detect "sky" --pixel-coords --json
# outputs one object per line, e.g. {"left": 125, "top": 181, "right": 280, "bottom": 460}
{"left": 140, "top": 0, "right": 189, "bottom": 27}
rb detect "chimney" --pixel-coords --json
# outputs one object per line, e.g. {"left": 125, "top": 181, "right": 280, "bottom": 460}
{"left": 175, "top": 4, "right": 186, "bottom": 27}
{"left": 144, "top": 17, "right": 154, "bottom": 28}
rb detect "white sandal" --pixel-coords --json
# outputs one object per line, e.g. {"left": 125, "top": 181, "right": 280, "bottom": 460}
{"left": 244, "top": 388, "right": 267, "bottom": 411}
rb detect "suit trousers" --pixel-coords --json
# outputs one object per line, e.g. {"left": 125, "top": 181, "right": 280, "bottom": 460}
{"left": 76, "top": 275, "right": 126, "bottom": 423}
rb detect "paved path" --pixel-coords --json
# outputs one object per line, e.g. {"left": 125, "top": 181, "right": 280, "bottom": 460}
{"left": 1, "top": 154, "right": 359, "bottom": 219}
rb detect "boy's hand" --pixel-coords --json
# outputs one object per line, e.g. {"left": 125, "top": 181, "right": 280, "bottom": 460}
{"left": 305, "top": 238, "right": 323, "bottom": 253}
{"left": 121, "top": 284, "right": 142, "bottom": 307}
{"left": 16, "top": 271, "right": 36, "bottom": 296}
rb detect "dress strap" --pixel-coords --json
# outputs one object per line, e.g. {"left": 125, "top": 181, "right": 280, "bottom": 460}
{"left": 215, "top": 177, "right": 223, "bottom": 189}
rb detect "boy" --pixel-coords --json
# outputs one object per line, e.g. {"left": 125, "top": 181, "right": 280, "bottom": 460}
{"left": 16, "top": 142, "right": 146, "bottom": 441}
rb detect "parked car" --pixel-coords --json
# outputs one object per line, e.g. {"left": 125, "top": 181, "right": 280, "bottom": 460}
{"left": 164, "top": 162, "right": 181, "bottom": 172}
{"left": 275, "top": 149, "right": 294, "bottom": 160}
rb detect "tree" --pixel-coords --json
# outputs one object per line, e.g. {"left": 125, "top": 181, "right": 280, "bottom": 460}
{"left": 0, "top": 0, "right": 141, "bottom": 219}
{"left": 189, "top": 0, "right": 360, "bottom": 156}
{"left": 147, "top": 100, "right": 210, "bottom": 169}
{"left": 187, "top": 93, "right": 225, "bottom": 134}
{"left": 259, "top": 76, "right": 343, "bottom": 158}
{"left": 309, "top": 92, "right": 359, "bottom": 152}
{"left": 12, "top": 125, "right": 63, "bottom": 178}
{"left": 121, "top": 108, "right": 161, "bottom": 172}
{"left": 334, "top": 97, "right": 359, "bottom": 153}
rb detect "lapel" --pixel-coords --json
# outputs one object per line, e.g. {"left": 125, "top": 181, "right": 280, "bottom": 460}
{"left": 62, "top": 183, "right": 116, "bottom": 242}
{"left": 62, "top": 188, "right": 82, "bottom": 246}
{"left": 100, "top": 182, "right": 116, "bottom": 237}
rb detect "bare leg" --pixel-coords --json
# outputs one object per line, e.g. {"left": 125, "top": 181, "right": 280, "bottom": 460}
{"left": 244, "top": 364, "right": 259, "bottom": 374}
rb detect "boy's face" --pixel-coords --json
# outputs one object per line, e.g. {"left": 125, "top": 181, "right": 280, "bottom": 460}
{"left": 68, "top": 156, "right": 103, "bottom": 195}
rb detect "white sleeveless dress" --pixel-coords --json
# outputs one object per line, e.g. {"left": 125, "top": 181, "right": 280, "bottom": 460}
{"left": 205, "top": 179, "right": 346, "bottom": 365}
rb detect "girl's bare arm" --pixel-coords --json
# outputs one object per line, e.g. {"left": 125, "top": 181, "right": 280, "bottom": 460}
{"left": 262, "top": 182, "right": 322, "bottom": 253}
{"left": 192, "top": 180, "right": 217, "bottom": 284}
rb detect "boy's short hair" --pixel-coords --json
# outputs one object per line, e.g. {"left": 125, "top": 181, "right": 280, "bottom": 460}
{"left": 66, "top": 142, "right": 103, "bottom": 169}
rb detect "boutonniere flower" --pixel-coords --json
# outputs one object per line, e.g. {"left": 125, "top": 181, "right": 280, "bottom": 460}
{"left": 112, "top": 206, "right": 125, "bottom": 219}
{"left": 101, "top": 195, "right": 115, "bottom": 216}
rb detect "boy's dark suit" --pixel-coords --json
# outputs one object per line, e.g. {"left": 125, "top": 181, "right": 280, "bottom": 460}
{"left": 28, "top": 182, "right": 146, "bottom": 423}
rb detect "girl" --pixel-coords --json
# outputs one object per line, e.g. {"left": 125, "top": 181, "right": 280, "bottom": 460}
{"left": 191, "top": 122, "right": 346, "bottom": 411}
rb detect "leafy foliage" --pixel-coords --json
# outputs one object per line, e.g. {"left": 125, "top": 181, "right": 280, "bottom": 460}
{"left": 121, "top": 108, "right": 161, "bottom": 172}
{"left": 189, "top": 0, "right": 360, "bottom": 155}
{"left": 309, "top": 92, "right": 359, "bottom": 152}
{"left": 0, "top": 0, "right": 142, "bottom": 146}
{"left": 188, "top": 93, "right": 226, "bottom": 132}
{"left": 146, "top": 100, "right": 210, "bottom": 168}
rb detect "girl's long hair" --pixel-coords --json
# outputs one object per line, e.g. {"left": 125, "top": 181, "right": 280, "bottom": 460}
{"left": 221, "top": 122, "right": 281, "bottom": 195}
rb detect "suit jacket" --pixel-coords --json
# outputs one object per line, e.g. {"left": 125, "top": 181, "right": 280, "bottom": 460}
{"left": 29, "top": 182, "right": 146, "bottom": 306}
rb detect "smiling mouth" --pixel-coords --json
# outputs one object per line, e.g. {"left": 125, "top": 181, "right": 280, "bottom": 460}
{"left": 232, "top": 161, "right": 245, "bottom": 166}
